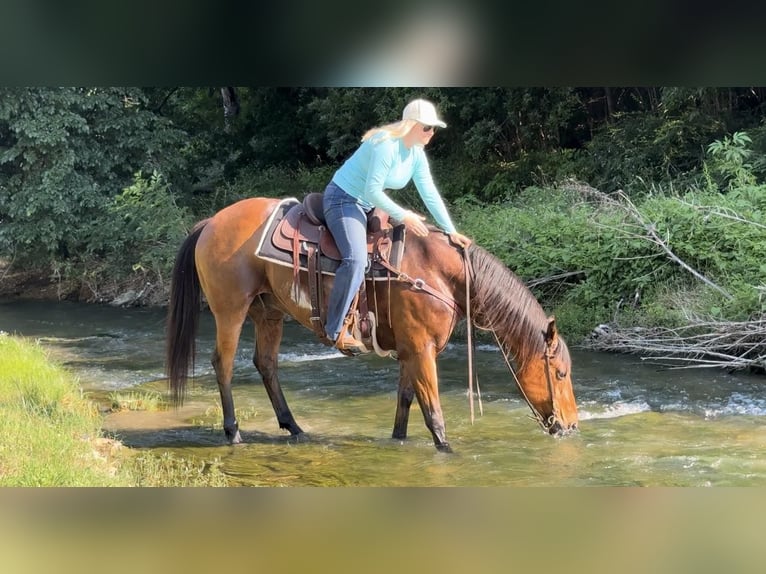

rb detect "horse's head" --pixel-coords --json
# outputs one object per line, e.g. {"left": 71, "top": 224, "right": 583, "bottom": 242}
{"left": 515, "top": 317, "right": 578, "bottom": 437}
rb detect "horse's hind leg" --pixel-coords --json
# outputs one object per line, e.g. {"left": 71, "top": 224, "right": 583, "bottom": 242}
{"left": 210, "top": 316, "right": 247, "bottom": 444}
{"left": 249, "top": 301, "right": 304, "bottom": 436}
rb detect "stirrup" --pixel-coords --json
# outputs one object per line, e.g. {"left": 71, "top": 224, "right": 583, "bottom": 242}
{"left": 334, "top": 311, "right": 370, "bottom": 355}
{"left": 334, "top": 330, "right": 369, "bottom": 356}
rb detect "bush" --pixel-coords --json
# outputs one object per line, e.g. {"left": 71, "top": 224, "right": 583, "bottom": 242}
{"left": 581, "top": 110, "right": 720, "bottom": 194}
{"left": 453, "top": 180, "right": 766, "bottom": 340}
{"left": 196, "top": 164, "right": 335, "bottom": 216}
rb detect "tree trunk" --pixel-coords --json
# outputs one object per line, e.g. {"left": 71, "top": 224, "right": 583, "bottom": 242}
{"left": 220, "top": 87, "right": 240, "bottom": 132}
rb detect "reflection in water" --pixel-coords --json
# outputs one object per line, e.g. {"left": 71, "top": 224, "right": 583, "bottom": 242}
{"left": 2, "top": 299, "right": 765, "bottom": 486}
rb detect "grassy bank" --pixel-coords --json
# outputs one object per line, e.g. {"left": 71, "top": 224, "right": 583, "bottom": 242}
{"left": 0, "top": 334, "right": 227, "bottom": 486}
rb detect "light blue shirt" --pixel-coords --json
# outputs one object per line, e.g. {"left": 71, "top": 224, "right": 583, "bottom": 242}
{"left": 331, "top": 134, "right": 457, "bottom": 234}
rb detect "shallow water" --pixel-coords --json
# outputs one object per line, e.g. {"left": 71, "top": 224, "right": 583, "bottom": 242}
{"left": 2, "top": 298, "right": 765, "bottom": 486}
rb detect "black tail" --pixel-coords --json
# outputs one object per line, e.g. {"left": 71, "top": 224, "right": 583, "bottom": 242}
{"left": 165, "top": 220, "right": 208, "bottom": 406}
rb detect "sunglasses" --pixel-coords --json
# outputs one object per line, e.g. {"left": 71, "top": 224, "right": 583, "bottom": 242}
{"left": 422, "top": 124, "right": 437, "bottom": 133}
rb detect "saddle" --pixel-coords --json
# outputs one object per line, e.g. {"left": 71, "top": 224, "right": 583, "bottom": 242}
{"left": 262, "top": 193, "right": 405, "bottom": 355}
{"left": 271, "top": 192, "right": 396, "bottom": 266}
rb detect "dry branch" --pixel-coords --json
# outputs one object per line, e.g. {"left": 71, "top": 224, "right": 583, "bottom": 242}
{"left": 583, "top": 320, "right": 766, "bottom": 371}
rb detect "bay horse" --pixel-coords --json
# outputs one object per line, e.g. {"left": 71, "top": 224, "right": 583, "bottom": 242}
{"left": 165, "top": 196, "right": 578, "bottom": 452}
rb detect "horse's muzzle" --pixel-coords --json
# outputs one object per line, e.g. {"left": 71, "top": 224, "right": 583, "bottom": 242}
{"left": 548, "top": 421, "right": 578, "bottom": 437}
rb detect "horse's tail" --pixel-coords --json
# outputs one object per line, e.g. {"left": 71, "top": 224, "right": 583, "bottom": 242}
{"left": 165, "top": 219, "right": 209, "bottom": 406}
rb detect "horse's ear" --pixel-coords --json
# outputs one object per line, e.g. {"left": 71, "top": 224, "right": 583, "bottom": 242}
{"left": 544, "top": 316, "right": 559, "bottom": 348}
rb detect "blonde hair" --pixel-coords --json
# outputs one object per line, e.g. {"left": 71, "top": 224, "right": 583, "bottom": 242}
{"left": 361, "top": 119, "right": 418, "bottom": 143}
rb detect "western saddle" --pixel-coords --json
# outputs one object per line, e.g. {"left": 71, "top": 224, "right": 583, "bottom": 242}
{"left": 270, "top": 192, "right": 405, "bottom": 355}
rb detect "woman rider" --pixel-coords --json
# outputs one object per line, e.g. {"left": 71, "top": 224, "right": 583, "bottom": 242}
{"left": 323, "top": 98, "right": 471, "bottom": 353}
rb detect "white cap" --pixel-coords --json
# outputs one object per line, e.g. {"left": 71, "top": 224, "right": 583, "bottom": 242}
{"left": 402, "top": 98, "right": 447, "bottom": 128}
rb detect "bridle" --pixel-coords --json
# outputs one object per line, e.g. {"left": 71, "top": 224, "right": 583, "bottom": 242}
{"left": 493, "top": 330, "right": 561, "bottom": 433}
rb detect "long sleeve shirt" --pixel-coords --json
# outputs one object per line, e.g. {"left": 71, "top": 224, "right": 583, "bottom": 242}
{"left": 331, "top": 134, "right": 457, "bottom": 234}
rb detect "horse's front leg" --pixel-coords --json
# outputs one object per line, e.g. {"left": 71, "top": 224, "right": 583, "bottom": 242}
{"left": 392, "top": 377, "right": 415, "bottom": 440}
{"left": 400, "top": 349, "right": 452, "bottom": 453}
{"left": 250, "top": 305, "right": 304, "bottom": 436}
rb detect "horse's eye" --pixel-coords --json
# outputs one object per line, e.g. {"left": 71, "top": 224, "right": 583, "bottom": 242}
{"left": 556, "top": 369, "right": 567, "bottom": 380}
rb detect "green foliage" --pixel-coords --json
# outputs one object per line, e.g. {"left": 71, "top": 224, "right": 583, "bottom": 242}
{"left": 124, "top": 451, "right": 229, "bottom": 487}
{"left": 582, "top": 109, "right": 720, "bottom": 193}
{"left": 198, "top": 163, "right": 337, "bottom": 216}
{"left": 455, "top": 87, "right": 584, "bottom": 161}
{"left": 428, "top": 158, "right": 505, "bottom": 202}
{"left": 109, "top": 389, "right": 167, "bottom": 412}
{"left": 0, "top": 87, "right": 186, "bottom": 266}
{"left": 4, "top": 86, "right": 766, "bottom": 325}
{"left": 101, "top": 171, "right": 191, "bottom": 275}
{"left": 706, "top": 131, "right": 756, "bottom": 189}
{"left": 454, "top": 177, "right": 766, "bottom": 339}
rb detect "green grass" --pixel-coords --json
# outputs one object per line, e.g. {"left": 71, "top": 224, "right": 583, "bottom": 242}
{"left": 192, "top": 404, "right": 258, "bottom": 430}
{"left": 109, "top": 389, "right": 167, "bottom": 412}
{"left": 0, "top": 334, "right": 125, "bottom": 485}
{"left": 123, "top": 451, "right": 229, "bottom": 487}
{"left": 0, "top": 334, "right": 228, "bottom": 486}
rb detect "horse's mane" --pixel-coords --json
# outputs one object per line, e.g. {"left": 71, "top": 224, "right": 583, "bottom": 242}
{"left": 466, "top": 244, "right": 550, "bottom": 369}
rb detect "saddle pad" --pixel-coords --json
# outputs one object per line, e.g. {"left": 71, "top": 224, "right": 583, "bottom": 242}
{"left": 254, "top": 197, "right": 299, "bottom": 263}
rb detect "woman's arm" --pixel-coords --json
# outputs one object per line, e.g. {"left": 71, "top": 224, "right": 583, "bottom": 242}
{"left": 411, "top": 149, "right": 456, "bottom": 234}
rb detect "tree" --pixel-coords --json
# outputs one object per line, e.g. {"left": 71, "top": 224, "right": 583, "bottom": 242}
{"left": 0, "top": 87, "right": 185, "bottom": 266}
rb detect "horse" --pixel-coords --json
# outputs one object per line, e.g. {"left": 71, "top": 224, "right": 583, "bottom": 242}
{"left": 165, "top": 196, "right": 578, "bottom": 452}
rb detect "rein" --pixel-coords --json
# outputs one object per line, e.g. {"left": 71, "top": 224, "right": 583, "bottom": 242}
{"left": 463, "top": 249, "right": 482, "bottom": 424}
{"left": 457, "top": 244, "right": 558, "bottom": 431}
{"left": 375, "top": 257, "right": 459, "bottom": 313}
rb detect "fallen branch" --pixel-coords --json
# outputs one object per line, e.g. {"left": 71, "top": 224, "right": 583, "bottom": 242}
{"left": 614, "top": 189, "right": 733, "bottom": 300}
{"left": 582, "top": 319, "right": 766, "bottom": 371}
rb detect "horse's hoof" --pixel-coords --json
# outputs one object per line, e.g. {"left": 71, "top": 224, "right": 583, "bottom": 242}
{"left": 435, "top": 443, "right": 453, "bottom": 453}
{"left": 228, "top": 430, "right": 243, "bottom": 445}
{"left": 290, "top": 431, "right": 309, "bottom": 443}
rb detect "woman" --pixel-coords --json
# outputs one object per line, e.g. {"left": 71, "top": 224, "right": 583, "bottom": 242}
{"left": 323, "top": 98, "right": 472, "bottom": 353}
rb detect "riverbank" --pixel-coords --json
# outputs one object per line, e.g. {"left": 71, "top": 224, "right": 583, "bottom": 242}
{"left": 0, "top": 334, "right": 127, "bottom": 485}
{"left": 0, "top": 258, "right": 166, "bottom": 307}
{"left": 0, "top": 334, "right": 227, "bottom": 486}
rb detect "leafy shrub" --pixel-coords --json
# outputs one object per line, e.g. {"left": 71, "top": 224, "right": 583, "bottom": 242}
{"left": 0, "top": 88, "right": 186, "bottom": 266}
{"left": 581, "top": 110, "right": 720, "bottom": 194}
{"left": 76, "top": 171, "right": 192, "bottom": 298}
{"left": 201, "top": 164, "right": 331, "bottom": 216}
{"left": 454, "top": 180, "right": 766, "bottom": 339}
{"left": 706, "top": 131, "right": 756, "bottom": 189}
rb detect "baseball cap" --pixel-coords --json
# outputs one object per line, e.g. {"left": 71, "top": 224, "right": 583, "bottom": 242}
{"left": 402, "top": 98, "right": 447, "bottom": 128}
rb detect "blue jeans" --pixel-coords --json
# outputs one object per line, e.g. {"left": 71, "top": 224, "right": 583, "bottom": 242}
{"left": 323, "top": 181, "right": 371, "bottom": 341}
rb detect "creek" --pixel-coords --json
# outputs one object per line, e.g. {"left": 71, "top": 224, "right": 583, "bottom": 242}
{"left": 2, "top": 298, "right": 764, "bottom": 486}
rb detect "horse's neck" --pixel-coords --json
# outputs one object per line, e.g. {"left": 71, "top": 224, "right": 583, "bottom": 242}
{"left": 478, "top": 302, "right": 546, "bottom": 371}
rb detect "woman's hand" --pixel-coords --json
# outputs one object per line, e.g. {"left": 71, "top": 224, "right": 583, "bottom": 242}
{"left": 402, "top": 211, "right": 429, "bottom": 237}
{"left": 448, "top": 232, "right": 472, "bottom": 249}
